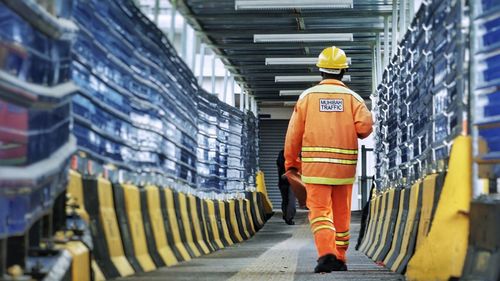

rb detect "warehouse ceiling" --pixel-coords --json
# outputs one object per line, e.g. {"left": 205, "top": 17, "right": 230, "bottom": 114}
{"left": 175, "top": 0, "right": 393, "bottom": 102}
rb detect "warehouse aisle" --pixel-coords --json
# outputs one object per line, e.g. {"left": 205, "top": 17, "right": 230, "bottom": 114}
{"left": 119, "top": 212, "right": 404, "bottom": 281}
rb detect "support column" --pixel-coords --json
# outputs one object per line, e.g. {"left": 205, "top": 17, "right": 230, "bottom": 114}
{"left": 399, "top": 0, "right": 407, "bottom": 40}
{"left": 229, "top": 75, "right": 235, "bottom": 106}
{"left": 181, "top": 20, "right": 188, "bottom": 60}
{"left": 169, "top": 3, "right": 176, "bottom": 42}
{"left": 222, "top": 69, "right": 229, "bottom": 102}
{"left": 376, "top": 33, "right": 382, "bottom": 84}
{"left": 211, "top": 53, "right": 216, "bottom": 94}
{"left": 239, "top": 87, "right": 244, "bottom": 111}
{"left": 198, "top": 43, "right": 206, "bottom": 83}
{"left": 384, "top": 16, "right": 390, "bottom": 68}
{"left": 153, "top": 0, "right": 160, "bottom": 25}
{"left": 391, "top": 0, "right": 398, "bottom": 57}
{"left": 191, "top": 34, "right": 199, "bottom": 70}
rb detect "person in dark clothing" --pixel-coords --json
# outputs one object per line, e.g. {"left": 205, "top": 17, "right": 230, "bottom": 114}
{"left": 277, "top": 149, "right": 296, "bottom": 225}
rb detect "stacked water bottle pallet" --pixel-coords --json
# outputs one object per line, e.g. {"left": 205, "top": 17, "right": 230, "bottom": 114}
{"left": 374, "top": 0, "right": 468, "bottom": 190}
{"left": 0, "top": 0, "right": 259, "bottom": 279}
{"left": 0, "top": 0, "right": 78, "bottom": 278}
{"left": 473, "top": 0, "right": 500, "bottom": 183}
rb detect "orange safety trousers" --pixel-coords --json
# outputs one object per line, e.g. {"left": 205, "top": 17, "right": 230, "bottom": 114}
{"left": 306, "top": 183, "right": 352, "bottom": 262}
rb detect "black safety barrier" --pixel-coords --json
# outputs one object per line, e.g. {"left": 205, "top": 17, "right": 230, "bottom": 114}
{"left": 396, "top": 182, "right": 424, "bottom": 273}
{"left": 143, "top": 186, "right": 179, "bottom": 267}
{"left": 158, "top": 188, "right": 190, "bottom": 262}
{"left": 211, "top": 200, "right": 235, "bottom": 247}
{"left": 365, "top": 195, "right": 385, "bottom": 257}
{"left": 82, "top": 178, "right": 132, "bottom": 279}
{"left": 111, "top": 183, "right": 143, "bottom": 273}
{"left": 120, "top": 184, "right": 157, "bottom": 272}
{"left": 214, "top": 200, "right": 241, "bottom": 245}
{"left": 177, "top": 193, "right": 203, "bottom": 256}
{"left": 201, "top": 200, "right": 223, "bottom": 249}
{"left": 359, "top": 194, "right": 382, "bottom": 253}
{"left": 187, "top": 195, "right": 211, "bottom": 255}
{"left": 366, "top": 192, "right": 391, "bottom": 258}
{"left": 195, "top": 197, "right": 217, "bottom": 252}
{"left": 235, "top": 199, "right": 251, "bottom": 240}
{"left": 139, "top": 188, "right": 166, "bottom": 268}
{"left": 224, "top": 201, "right": 244, "bottom": 243}
{"left": 242, "top": 199, "right": 256, "bottom": 236}
{"left": 246, "top": 193, "right": 263, "bottom": 231}
{"left": 63, "top": 241, "right": 92, "bottom": 281}
{"left": 384, "top": 188, "right": 411, "bottom": 269}
{"left": 430, "top": 172, "right": 447, "bottom": 228}
{"left": 374, "top": 189, "right": 402, "bottom": 262}
{"left": 255, "top": 193, "right": 267, "bottom": 227}
{"left": 171, "top": 191, "right": 197, "bottom": 258}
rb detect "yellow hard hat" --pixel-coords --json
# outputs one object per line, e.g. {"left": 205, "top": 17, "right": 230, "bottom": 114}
{"left": 316, "top": 46, "right": 349, "bottom": 71}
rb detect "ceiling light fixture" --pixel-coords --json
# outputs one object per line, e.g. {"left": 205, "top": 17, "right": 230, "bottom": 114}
{"left": 279, "top": 90, "right": 304, "bottom": 96}
{"left": 283, "top": 101, "right": 297, "bottom": 107}
{"left": 265, "top": 57, "right": 352, "bottom": 65}
{"left": 275, "top": 75, "right": 351, "bottom": 82}
{"left": 254, "top": 33, "right": 353, "bottom": 43}
{"left": 235, "top": 0, "right": 354, "bottom": 10}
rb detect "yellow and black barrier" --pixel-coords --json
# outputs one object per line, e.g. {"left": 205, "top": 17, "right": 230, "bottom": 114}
{"left": 203, "top": 199, "right": 226, "bottom": 249}
{"left": 213, "top": 200, "right": 233, "bottom": 247}
{"left": 174, "top": 191, "right": 201, "bottom": 258}
{"left": 195, "top": 196, "right": 218, "bottom": 252}
{"left": 359, "top": 136, "right": 473, "bottom": 280}
{"left": 373, "top": 189, "right": 401, "bottom": 261}
{"left": 112, "top": 183, "right": 147, "bottom": 273}
{"left": 63, "top": 241, "right": 91, "bottom": 281}
{"left": 188, "top": 195, "right": 213, "bottom": 254}
{"left": 247, "top": 192, "right": 265, "bottom": 231}
{"left": 65, "top": 170, "right": 270, "bottom": 280}
{"left": 82, "top": 177, "right": 135, "bottom": 279}
{"left": 163, "top": 188, "right": 193, "bottom": 262}
{"left": 139, "top": 187, "right": 167, "bottom": 267}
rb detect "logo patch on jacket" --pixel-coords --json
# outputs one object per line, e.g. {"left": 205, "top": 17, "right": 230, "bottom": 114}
{"left": 319, "top": 99, "right": 344, "bottom": 112}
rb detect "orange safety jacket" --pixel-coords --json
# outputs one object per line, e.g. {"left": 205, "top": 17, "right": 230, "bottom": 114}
{"left": 284, "top": 79, "right": 373, "bottom": 185}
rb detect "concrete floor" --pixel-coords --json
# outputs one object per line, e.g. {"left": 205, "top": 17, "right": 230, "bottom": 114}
{"left": 119, "top": 211, "right": 405, "bottom": 281}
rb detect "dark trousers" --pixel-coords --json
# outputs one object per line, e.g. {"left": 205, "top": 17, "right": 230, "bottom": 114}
{"left": 279, "top": 183, "right": 296, "bottom": 221}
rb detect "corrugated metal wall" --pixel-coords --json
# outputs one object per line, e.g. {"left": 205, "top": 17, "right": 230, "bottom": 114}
{"left": 258, "top": 119, "right": 289, "bottom": 208}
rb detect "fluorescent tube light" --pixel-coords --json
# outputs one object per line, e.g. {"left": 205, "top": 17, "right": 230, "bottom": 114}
{"left": 275, "top": 75, "right": 351, "bottom": 82}
{"left": 254, "top": 33, "right": 353, "bottom": 43}
{"left": 266, "top": 57, "right": 352, "bottom": 65}
{"left": 279, "top": 90, "right": 304, "bottom": 96}
{"left": 235, "top": 0, "right": 353, "bottom": 10}
{"left": 284, "top": 101, "right": 297, "bottom": 107}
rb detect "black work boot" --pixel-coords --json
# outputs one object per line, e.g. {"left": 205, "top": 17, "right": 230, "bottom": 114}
{"left": 314, "top": 254, "right": 348, "bottom": 273}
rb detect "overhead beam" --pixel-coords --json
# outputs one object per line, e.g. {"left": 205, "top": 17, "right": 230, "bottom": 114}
{"left": 205, "top": 40, "right": 375, "bottom": 50}
{"left": 204, "top": 27, "right": 385, "bottom": 37}
{"left": 192, "top": 9, "right": 393, "bottom": 19}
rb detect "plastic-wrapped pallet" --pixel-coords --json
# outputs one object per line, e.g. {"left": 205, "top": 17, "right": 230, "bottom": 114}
{"left": 373, "top": 0, "right": 469, "bottom": 190}
{"left": 0, "top": 0, "right": 76, "bottom": 238}
{"left": 473, "top": 0, "right": 500, "bottom": 179}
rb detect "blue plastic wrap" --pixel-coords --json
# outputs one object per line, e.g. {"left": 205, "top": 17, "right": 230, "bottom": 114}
{"left": 374, "top": 0, "right": 466, "bottom": 189}
{"left": 0, "top": 0, "right": 259, "bottom": 242}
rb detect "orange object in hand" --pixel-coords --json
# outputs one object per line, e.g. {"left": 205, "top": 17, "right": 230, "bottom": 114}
{"left": 284, "top": 169, "right": 307, "bottom": 208}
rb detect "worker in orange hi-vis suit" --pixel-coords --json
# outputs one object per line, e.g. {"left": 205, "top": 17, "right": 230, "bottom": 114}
{"left": 284, "top": 46, "right": 373, "bottom": 273}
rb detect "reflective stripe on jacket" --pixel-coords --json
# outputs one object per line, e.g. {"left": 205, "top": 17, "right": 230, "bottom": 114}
{"left": 284, "top": 79, "right": 373, "bottom": 185}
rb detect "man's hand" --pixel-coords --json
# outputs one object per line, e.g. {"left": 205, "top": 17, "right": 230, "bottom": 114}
{"left": 284, "top": 168, "right": 307, "bottom": 208}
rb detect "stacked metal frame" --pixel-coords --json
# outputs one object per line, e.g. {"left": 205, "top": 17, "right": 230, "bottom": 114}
{"left": 473, "top": 0, "right": 500, "bottom": 189}
{"left": 373, "top": 0, "right": 469, "bottom": 190}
